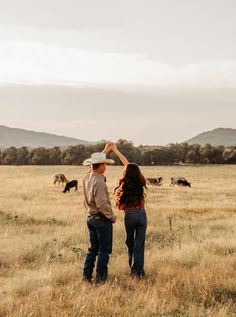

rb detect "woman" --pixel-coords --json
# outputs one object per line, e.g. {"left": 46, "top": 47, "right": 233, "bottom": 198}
{"left": 110, "top": 143, "right": 147, "bottom": 277}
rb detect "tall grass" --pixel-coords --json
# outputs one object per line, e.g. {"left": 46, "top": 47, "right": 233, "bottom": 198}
{"left": 0, "top": 165, "right": 235, "bottom": 316}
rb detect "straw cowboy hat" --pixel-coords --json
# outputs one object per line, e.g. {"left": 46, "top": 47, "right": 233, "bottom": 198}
{"left": 83, "top": 152, "right": 115, "bottom": 166}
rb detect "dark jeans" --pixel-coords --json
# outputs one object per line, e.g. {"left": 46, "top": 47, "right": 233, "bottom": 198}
{"left": 124, "top": 208, "right": 147, "bottom": 276}
{"left": 83, "top": 214, "right": 113, "bottom": 282}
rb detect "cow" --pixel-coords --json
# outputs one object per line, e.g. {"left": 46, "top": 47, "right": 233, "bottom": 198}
{"left": 53, "top": 174, "right": 68, "bottom": 185}
{"left": 169, "top": 177, "right": 191, "bottom": 187}
{"left": 63, "top": 180, "right": 78, "bottom": 193}
{"left": 146, "top": 177, "right": 163, "bottom": 186}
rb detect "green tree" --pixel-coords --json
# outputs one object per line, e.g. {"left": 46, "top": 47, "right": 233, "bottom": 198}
{"left": 110, "top": 139, "right": 142, "bottom": 165}
{"left": 200, "top": 144, "right": 225, "bottom": 163}
{"left": 62, "top": 145, "right": 89, "bottom": 165}
{"left": 29, "top": 147, "right": 50, "bottom": 165}
{"left": 186, "top": 144, "right": 201, "bottom": 163}
{"left": 1, "top": 147, "right": 17, "bottom": 165}
{"left": 223, "top": 148, "right": 236, "bottom": 164}
{"left": 16, "top": 147, "right": 29, "bottom": 165}
{"left": 48, "top": 147, "right": 62, "bottom": 165}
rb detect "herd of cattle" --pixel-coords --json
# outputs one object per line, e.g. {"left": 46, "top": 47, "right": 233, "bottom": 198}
{"left": 147, "top": 176, "right": 191, "bottom": 187}
{"left": 53, "top": 174, "right": 191, "bottom": 193}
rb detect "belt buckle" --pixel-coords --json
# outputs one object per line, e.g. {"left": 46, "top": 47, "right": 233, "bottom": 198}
{"left": 94, "top": 215, "right": 101, "bottom": 220}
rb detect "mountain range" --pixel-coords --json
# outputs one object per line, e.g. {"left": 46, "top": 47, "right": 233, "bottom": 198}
{"left": 186, "top": 128, "right": 236, "bottom": 146}
{"left": 0, "top": 125, "right": 235, "bottom": 148}
{"left": 0, "top": 125, "right": 101, "bottom": 149}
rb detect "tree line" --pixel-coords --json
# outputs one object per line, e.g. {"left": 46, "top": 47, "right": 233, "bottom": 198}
{"left": 0, "top": 140, "right": 236, "bottom": 165}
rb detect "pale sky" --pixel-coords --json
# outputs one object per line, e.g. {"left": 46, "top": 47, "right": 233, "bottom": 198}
{"left": 0, "top": 0, "right": 235, "bottom": 145}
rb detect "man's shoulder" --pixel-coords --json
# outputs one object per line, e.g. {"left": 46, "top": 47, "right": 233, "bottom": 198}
{"left": 83, "top": 173, "right": 90, "bottom": 181}
{"left": 93, "top": 174, "right": 106, "bottom": 185}
{"left": 84, "top": 173, "right": 106, "bottom": 184}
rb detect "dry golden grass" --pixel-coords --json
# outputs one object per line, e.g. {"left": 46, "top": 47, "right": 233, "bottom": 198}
{"left": 0, "top": 165, "right": 235, "bottom": 317}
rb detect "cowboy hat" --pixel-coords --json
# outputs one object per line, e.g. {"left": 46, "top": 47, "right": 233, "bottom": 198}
{"left": 83, "top": 152, "right": 115, "bottom": 166}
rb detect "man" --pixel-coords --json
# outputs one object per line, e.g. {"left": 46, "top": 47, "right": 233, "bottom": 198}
{"left": 82, "top": 146, "right": 116, "bottom": 283}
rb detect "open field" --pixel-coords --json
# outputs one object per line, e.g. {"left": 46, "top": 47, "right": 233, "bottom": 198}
{"left": 0, "top": 165, "right": 236, "bottom": 317}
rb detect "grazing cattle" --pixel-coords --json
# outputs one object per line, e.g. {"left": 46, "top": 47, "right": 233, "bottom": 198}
{"left": 63, "top": 180, "right": 78, "bottom": 193}
{"left": 53, "top": 174, "right": 68, "bottom": 185}
{"left": 146, "top": 177, "right": 163, "bottom": 186}
{"left": 169, "top": 177, "right": 191, "bottom": 187}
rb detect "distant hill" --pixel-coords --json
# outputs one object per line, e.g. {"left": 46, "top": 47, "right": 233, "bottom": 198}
{"left": 0, "top": 125, "right": 101, "bottom": 148}
{"left": 186, "top": 128, "right": 236, "bottom": 146}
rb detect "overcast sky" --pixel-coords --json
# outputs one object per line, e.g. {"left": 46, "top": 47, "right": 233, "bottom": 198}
{"left": 0, "top": 0, "right": 235, "bottom": 144}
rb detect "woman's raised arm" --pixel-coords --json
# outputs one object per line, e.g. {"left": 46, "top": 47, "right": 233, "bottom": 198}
{"left": 110, "top": 143, "right": 129, "bottom": 166}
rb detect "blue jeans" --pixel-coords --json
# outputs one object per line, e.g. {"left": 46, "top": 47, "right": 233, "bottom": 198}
{"left": 83, "top": 214, "right": 113, "bottom": 282}
{"left": 124, "top": 208, "right": 147, "bottom": 276}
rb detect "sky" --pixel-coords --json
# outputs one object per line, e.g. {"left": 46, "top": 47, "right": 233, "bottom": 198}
{"left": 0, "top": 0, "right": 235, "bottom": 145}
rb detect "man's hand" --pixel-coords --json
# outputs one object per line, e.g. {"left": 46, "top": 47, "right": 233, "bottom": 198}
{"left": 102, "top": 141, "right": 112, "bottom": 154}
{"left": 110, "top": 215, "right": 117, "bottom": 224}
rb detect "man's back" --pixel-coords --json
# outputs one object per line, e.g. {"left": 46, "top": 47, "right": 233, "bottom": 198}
{"left": 83, "top": 172, "right": 114, "bottom": 219}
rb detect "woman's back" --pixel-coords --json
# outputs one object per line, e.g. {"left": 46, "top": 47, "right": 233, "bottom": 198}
{"left": 114, "top": 163, "right": 146, "bottom": 211}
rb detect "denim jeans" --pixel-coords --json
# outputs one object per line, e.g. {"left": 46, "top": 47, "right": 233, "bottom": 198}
{"left": 83, "top": 214, "right": 113, "bottom": 282}
{"left": 124, "top": 208, "right": 147, "bottom": 276}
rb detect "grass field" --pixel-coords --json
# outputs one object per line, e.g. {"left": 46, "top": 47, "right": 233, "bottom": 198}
{"left": 0, "top": 165, "right": 236, "bottom": 317}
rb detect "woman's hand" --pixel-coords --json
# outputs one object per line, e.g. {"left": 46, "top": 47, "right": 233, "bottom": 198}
{"left": 110, "top": 142, "right": 118, "bottom": 152}
{"left": 109, "top": 142, "right": 129, "bottom": 166}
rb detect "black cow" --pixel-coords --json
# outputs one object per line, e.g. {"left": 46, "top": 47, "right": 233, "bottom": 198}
{"left": 63, "top": 180, "right": 78, "bottom": 193}
{"left": 146, "top": 177, "right": 163, "bottom": 186}
{"left": 169, "top": 177, "right": 191, "bottom": 187}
